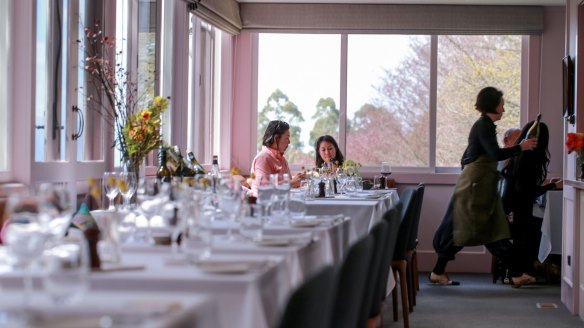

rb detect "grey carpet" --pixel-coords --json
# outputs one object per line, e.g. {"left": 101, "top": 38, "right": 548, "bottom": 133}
{"left": 383, "top": 273, "right": 583, "bottom": 328}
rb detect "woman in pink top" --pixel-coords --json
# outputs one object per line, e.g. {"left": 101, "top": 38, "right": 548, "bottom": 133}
{"left": 251, "top": 120, "right": 303, "bottom": 194}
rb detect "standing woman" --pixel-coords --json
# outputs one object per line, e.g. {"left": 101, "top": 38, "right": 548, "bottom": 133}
{"left": 502, "top": 121, "right": 562, "bottom": 282}
{"left": 430, "top": 86, "right": 537, "bottom": 286}
{"left": 315, "top": 135, "right": 345, "bottom": 170}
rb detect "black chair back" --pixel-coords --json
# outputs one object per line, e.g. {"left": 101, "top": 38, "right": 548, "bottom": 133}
{"left": 393, "top": 187, "right": 417, "bottom": 261}
{"left": 406, "top": 183, "right": 425, "bottom": 251}
{"left": 357, "top": 220, "right": 388, "bottom": 328}
{"left": 371, "top": 202, "right": 403, "bottom": 317}
{"left": 278, "top": 265, "right": 337, "bottom": 328}
{"left": 331, "top": 235, "right": 374, "bottom": 328}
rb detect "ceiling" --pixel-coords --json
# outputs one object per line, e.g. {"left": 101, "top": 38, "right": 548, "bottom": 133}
{"left": 236, "top": 0, "right": 564, "bottom": 5}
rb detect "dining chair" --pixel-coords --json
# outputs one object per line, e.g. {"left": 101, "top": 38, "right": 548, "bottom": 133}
{"left": 361, "top": 202, "right": 402, "bottom": 328}
{"left": 406, "top": 183, "right": 425, "bottom": 308}
{"left": 278, "top": 265, "right": 338, "bottom": 328}
{"left": 391, "top": 187, "right": 417, "bottom": 328}
{"left": 330, "top": 235, "right": 374, "bottom": 328}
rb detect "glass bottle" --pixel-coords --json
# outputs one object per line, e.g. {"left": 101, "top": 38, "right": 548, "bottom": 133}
{"left": 524, "top": 113, "right": 542, "bottom": 140}
{"left": 187, "top": 152, "right": 207, "bottom": 176}
{"left": 156, "top": 146, "right": 172, "bottom": 184}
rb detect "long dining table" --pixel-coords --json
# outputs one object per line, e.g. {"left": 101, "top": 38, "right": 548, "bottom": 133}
{"left": 0, "top": 188, "right": 399, "bottom": 328}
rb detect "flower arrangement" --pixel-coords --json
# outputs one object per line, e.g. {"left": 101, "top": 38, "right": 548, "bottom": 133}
{"left": 78, "top": 23, "right": 170, "bottom": 173}
{"left": 342, "top": 160, "right": 362, "bottom": 176}
{"left": 566, "top": 132, "right": 584, "bottom": 180}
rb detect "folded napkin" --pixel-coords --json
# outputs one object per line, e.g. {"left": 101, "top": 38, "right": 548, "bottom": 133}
{"left": 289, "top": 214, "right": 344, "bottom": 227}
{"left": 192, "top": 257, "right": 269, "bottom": 273}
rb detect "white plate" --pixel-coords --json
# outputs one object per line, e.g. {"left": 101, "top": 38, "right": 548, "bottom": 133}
{"left": 289, "top": 219, "right": 321, "bottom": 227}
{"left": 254, "top": 237, "right": 292, "bottom": 247}
{"left": 193, "top": 259, "right": 257, "bottom": 274}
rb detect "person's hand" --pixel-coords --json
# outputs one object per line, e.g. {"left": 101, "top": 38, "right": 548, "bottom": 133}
{"left": 290, "top": 173, "right": 305, "bottom": 188}
{"left": 519, "top": 138, "right": 537, "bottom": 151}
{"left": 550, "top": 178, "right": 563, "bottom": 189}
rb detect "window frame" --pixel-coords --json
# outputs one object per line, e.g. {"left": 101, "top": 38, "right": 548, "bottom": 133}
{"left": 251, "top": 32, "right": 528, "bottom": 178}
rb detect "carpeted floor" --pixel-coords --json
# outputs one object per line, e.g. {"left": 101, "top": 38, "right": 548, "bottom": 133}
{"left": 382, "top": 273, "right": 583, "bottom": 328}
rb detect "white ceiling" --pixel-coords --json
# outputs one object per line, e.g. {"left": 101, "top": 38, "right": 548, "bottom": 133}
{"left": 236, "top": 0, "right": 564, "bottom": 5}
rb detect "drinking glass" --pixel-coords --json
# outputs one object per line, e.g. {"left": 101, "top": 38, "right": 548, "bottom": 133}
{"left": 239, "top": 203, "right": 263, "bottom": 241}
{"left": 271, "top": 173, "right": 290, "bottom": 220}
{"left": 90, "top": 209, "right": 121, "bottom": 263}
{"left": 217, "top": 175, "right": 242, "bottom": 241}
{"left": 256, "top": 175, "right": 275, "bottom": 223}
{"left": 335, "top": 170, "right": 348, "bottom": 194}
{"left": 118, "top": 172, "right": 138, "bottom": 210}
{"left": 182, "top": 203, "right": 215, "bottom": 260}
{"left": 37, "top": 182, "right": 74, "bottom": 241}
{"left": 103, "top": 172, "right": 120, "bottom": 210}
{"left": 380, "top": 162, "right": 392, "bottom": 177}
{"left": 288, "top": 193, "right": 306, "bottom": 219}
{"left": 43, "top": 236, "right": 89, "bottom": 305}
{"left": 3, "top": 193, "right": 47, "bottom": 308}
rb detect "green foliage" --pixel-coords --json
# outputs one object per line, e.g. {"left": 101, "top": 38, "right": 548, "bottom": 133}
{"left": 309, "top": 97, "right": 340, "bottom": 148}
{"left": 257, "top": 89, "right": 305, "bottom": 162}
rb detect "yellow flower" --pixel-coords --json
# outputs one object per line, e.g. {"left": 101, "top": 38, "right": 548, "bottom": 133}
{"left": 117, "top": 180, "right": 128, "bottom": 193}
{"left": 90, "top": 186, "right": 101, "bottom": 200}
{"left": 87, "top": 177, "right": 98, "bottom": 187}
{"left": 140, "top": 109, "right": 152, "bottom": 122}
{"left": 107, "top": 176, "right": 116, "bottom": 187}
{"left": 230, "top": 167, "right": 241, "bottom": 175}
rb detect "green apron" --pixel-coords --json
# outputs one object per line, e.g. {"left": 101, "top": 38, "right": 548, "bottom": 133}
{"left": 452, "top": 155, "right": 510, "bottom": 246}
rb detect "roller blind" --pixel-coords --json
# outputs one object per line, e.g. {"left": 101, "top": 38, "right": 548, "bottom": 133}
{"left": 240, "top": 3, "right": 545, "bottom": 35}
{"left": 191, "top": 0, "right": 242, "bottom": 35}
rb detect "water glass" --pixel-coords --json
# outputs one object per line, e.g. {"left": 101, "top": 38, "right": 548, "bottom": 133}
{"left": 43, "top": 236, "right": 89, "bottom": 305}
{"left": 271, "top": 174, "right": 290, "bottom": 219}
{"left": 37, "top": 182, "right": 74, "bottom": 241}
{"left": 239, "top": 204, "right": 263, "bottom": 240}
{"left": 182, "top": 204, "right": 214, "bottom": 260}
{"left": 288, "top": 195, "right": 306, "bottom": 219}
{"left": 90, "top": 210, "right": 121, "bottom": 263}
{"left": 118, "top": 172, "right": 138, "bottom": 209}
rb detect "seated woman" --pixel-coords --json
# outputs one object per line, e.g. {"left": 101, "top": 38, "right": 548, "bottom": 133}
{"left": 315, "top": 135, "right": 345, "bottom": 172}
{"left": 501, "top": 121, "right": 562, "bottom": 284}
{"left": 251, "top": 120, "right": 304, "bottom": 194}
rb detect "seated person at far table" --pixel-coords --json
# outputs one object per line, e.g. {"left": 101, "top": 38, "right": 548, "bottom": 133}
{"left": 251, "top": 120, "right": 304, "bottom": 195}
{"left": 315, "top": 135, "right": 345, "bottom": 173}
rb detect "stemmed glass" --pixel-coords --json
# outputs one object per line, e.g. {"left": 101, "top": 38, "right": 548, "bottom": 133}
{"left": 118, "top": 172, "right": 138, "bottom": 210}
{"left": 103, "top": 172, "right": 119, "bottom": 210}
{"left": 3, "top": 193, "right": 47, "bottom": 308}
{"left": 217, "top": 174, "right": 242, "bottom": 241}
{"left": 335, "top": 169, "right": 348, "bottom": 194}
{"left": 381, "top": 162, "right": 392, "bottom": 177}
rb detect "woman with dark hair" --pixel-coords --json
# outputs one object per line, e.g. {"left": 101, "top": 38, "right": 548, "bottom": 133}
{"left": 501, "top": 121, "right": 562, "bottom": 283}
{"left": 251, "top": 120, "right": 304, "bottom": 193}
{"left": 315, "top": 135, "right": 344, "bottom": 169}
{"left": 430, "top": 86, "right": 538, "bottom": 286}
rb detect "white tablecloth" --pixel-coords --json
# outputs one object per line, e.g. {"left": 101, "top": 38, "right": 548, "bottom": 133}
{"left": 538, "top": 190, "right": 563, "bottom": 262}
{"left": 304, "top": 190, "right": 398, "bottom": 240}
{"left": 0, "top": 290, "right": 218, "bottom": 328}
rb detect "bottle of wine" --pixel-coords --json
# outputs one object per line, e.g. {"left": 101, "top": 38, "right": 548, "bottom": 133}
{"left": 187, "top": 152, "right": 206, "bottom": 176}
{"left": 524, "top": 113, "right": 542, "bottom": 140}
{"left": 156, "top": 146, "right": 172, "bottom": 184}
{"left": 210, "top": 155, "right": 220, "bottom": 193}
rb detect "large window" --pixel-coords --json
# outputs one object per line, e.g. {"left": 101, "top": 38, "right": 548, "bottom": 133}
{"left": 257, "top": 34, "right": 340, "bottom": 167}
{"left": 257, "top": 33, "right": 522, "bottom": 170}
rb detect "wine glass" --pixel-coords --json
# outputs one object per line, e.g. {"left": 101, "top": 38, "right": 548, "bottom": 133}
{"left": 381, "top": 162, "right": 392, "bottom": 177}
{"left": 118, "top": 172, "right": 138, "bottom": 210}
{"left": 3, "top": 193, "right": 47, "bottom": 308}
{"left": 103, "top": 172, "right": 119, "bottom": 210}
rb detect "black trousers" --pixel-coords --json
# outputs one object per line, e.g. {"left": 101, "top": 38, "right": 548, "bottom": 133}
{"left": 432, "top": 198, "right": 514, "bottom": 275}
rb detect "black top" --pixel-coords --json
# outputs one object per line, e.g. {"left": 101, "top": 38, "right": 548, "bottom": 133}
{"left": 461, "top": 115, "right": 521, "bottom": 167}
